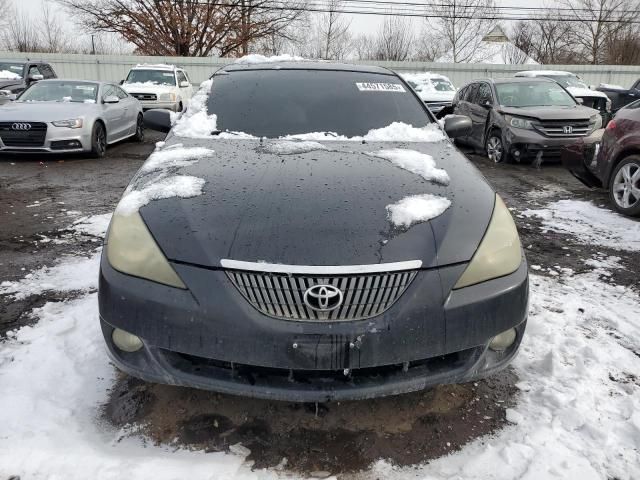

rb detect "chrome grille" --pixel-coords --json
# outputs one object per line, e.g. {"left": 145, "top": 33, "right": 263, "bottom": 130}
{"left": 0, "top": 122, "right": 47, "bottom": 147}
{"left": 226, "top": 269, "right": 418, "bottom": 321}
{"left": 533, "top": 120, "right": 591, "bottom": 137}
{"left": 131, "top": 92, "right": 157, "bottom": 101}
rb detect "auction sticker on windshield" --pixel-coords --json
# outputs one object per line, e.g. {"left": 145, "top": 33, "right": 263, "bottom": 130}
{"left": 356, "top": 82, "right": 406, "bottom": 92}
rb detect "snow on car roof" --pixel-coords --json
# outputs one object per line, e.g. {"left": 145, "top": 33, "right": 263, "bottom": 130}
{"left": 401, "top": 72, "right": 452, "bottom": 83}
{"left": 515, "top": 70, "right": 575, "bottom": 77}
{"left": 133, "top": 63, "right": 178, "bottom": 70}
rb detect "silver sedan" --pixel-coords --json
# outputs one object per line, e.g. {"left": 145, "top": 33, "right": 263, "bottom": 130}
{"left": 0, "top": 80, "right": 143, "bottom": 157}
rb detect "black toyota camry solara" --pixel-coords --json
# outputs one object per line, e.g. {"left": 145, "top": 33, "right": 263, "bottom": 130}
{"left": 99, "top": 61, "right": 529, "bottom": 402}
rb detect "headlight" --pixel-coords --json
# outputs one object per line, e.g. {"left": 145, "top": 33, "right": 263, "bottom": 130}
{"left": 159, "top": 93, "right": 177, "bottom": 102}
{"left": 454, "top": 195, "right": 522, "bottom": 289}
{"left": 590, "top": 114, "right": 603, "bottom": 131}
{"left": 106, "top": 210, "right": 186, "bottom": 289}
{"left": 506, "top": 115, "right": 534, "bottom": 130}
{"left": 52, "top": 118, "right": 83, "bottom": 128}
{"left": 0, "top": 90, "right": 11, "bottom": 96}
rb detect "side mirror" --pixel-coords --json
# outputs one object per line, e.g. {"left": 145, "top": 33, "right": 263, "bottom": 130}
{"left": 179, "top": 81, "right": 190, "bottom": 88}
{"left": 28, "top": 74, "right": 44, "bottom": 83}
{"left": 444, "top": 115, "right": 472, "bottom": 138}
{"left": 143, "top": 109, "right": 172, "bottom": 133}
{"left": 103, "top": 95, "right": 120, "bottom": 104}
{"left": 576, "top": 98, "right": 584, "bottom": 105}
{"left": 119, "top": 80, "right": 125, "bottom": 85}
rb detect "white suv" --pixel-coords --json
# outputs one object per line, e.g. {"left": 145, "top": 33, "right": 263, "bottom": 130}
{"left": 121, "top": 64, "right": 193, "bottom": 112}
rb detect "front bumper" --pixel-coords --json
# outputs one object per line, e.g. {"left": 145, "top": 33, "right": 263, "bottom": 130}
{"left": 99, "top": 257, "right": 529, "bottom": 402}
{"left": 138, "top": 100, "right": 180, "bottom": 112}
{"left": 0, "top": 124, "right": 92, "bottom": 154}
{"left": 504, "top": 127, "right": 603, "bottom": 163}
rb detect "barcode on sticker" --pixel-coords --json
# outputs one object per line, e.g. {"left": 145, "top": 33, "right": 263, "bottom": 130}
{"left": 356, "top": 82, "right": 406, "bottom": 92}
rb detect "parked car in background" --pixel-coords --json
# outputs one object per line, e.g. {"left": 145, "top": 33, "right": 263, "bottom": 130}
{"left": 0, "top": 80, "right": 143, "bottom": 157}
{"left": 597, "top": 80, "right": 640, "bottom": 114}
{"left": 99, "top": 62, "right": 529, "bottom": 402}
{"left": 562, "top": 100, "right": 640, "bottom": 217}
{"left": 401, "top": 72, "right": 457, "bottom": 115}
{"left": 0, "top": 60, "right": 57, "bottom": 105}
{"left": 450, "top": 77, "right": 603, "bottom": 164}
{"left": 514, "top": 70, "right": 611, "bottom": 124}
{"left": 121, "top": 64, "right": 193, "bottom": 112}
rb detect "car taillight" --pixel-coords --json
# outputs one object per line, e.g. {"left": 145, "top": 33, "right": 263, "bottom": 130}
{"left": 606, "top": 120, "right": 617, "bottom": 131}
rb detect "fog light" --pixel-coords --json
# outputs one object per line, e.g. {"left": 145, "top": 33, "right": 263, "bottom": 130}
{"left": 489, "top": 328, "right": 517, "bottom": 352}
{"left": 513, "top": 150, "right": 521, "bottom": 157}
{"left": 112, "top": 328, "right": 143, "bottom": 352}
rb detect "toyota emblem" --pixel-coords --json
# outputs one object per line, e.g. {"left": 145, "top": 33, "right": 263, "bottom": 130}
{"left": 303, "top": 284, "right": 343, "bottom": 312}
{"left": 12, "top": 123, "right": 32, "bottom": 131}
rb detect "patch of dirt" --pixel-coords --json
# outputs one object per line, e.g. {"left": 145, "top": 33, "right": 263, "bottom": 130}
{"left": 103, "top": 370, "right": 517, "bottom": 475}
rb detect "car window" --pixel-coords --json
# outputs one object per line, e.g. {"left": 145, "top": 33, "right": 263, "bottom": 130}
{"left": 431, "top": 78, "right": 456, "bottom": 92}
{"left": 114, "top": 85, "right": 129, "bottom": 99}
{"left": 464, "top": 83, "right": 479, "bottom": 103}
{"left": 40, "top": 65, "right": 55, "bottom": 79}
{"left": 208, "top": 70, "right": 432, "bottom": 138}
{"left": 177, "top": 71, "right": 188, "bottom": 85}
{"left": 18, "top": 81, "right": 99, "bottom": 103}
{"left": 102, "top": 85, "right": 115, "bottom": 100}
{"left": 475, "top": 83, "right": 493, "bottom": 105}
{"left": 28, "top": 65, "right": 42, "bottom": 77}
{"left": 0, "top": 62, "right": 25, "bottom": 79}
{"left": 125, "top": 69, "right": 177, "bottom": 86}
{"left": 496, "top": 81, "right": 576, "bottom": 107}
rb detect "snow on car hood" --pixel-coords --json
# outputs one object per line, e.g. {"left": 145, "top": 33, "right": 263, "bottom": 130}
{"left": 566, "top": 86, "right": 609, "bottom": 100}
{"left": 0, "top": 70, "right": 21, "bottom": 80}
{"left": 417, "top": 90, "right": 456, "bottom": 102}
{"left": 137, "top": 138, "right": 495, "bottom": 269}
{"left": 122, "top": 82, "right": 177, "bottom": 94}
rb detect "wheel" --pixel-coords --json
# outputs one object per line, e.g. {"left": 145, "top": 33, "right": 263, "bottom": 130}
{"left": 90, "top": 122, "right": 107, "bottom": 158}
{"left": 486, "top": 131, "right": 509, "bottom": 164}
{"left": 178, "top": 102, "right": 183, "bottom": 112}
{"left": 132, "top": 114, "right": 144, "bottom": 142}
{"left": 608, "top": 155, "right": 640, "bottom": 216}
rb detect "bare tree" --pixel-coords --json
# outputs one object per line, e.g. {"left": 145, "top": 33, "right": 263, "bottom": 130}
{"left": 560, "top": 0, "right": 640, "bottom": 64}
{"left": 414, "top": 28, "right": 447, "bottom": 61}
{"left": 511, "top": 15, "right": 575, "bottom": 64}
{"left": 427, "top": 0, "right": 496, "bottom": 63}
{"left": 42, "top": 0, "right": 71, "bottom": 53}
{"left": 373, "top": 16, "right": 414, "bottom": 61}
{"left": 0, "top": 0, "right": 12, "bottom": 34}
{"left": 352, "top": 33, "right": 376, "bottom": 60}
{"left": 60, "top": 0, "right": 305, "bottom": 57}
{"left": 2, "top": 9, "right": 42, "bottom": 52}
{"left": 314, "top": 0, "right": 352, "bottom": 59}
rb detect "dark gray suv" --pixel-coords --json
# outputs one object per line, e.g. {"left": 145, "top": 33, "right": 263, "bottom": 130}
{"left": 0, "top": 60, "right": 57, "bottom": 105}
{"left": 451, "top": 77, "right": 603, "bottom": 164}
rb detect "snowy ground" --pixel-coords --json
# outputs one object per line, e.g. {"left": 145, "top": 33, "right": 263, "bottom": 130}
{"left": 1, "top": 152, "right": 639, "bottom": 479}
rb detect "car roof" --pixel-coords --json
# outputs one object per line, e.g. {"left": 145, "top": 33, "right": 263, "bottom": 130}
{"left": 221, "top": 61, "right": 393, "bottom": 75}
{"left": 473, "top": 77, "right": 556, "bottom": 85}
{"left": 132, "top": 63, "right": 178, "bottom": 71}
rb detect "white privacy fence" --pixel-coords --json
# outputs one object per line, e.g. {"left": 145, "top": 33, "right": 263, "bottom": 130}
{"left": 2, "top": 51, "right": 639, "bottom": 88}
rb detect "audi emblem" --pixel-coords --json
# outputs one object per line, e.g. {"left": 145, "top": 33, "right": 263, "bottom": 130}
{"left": 303, "top": 284, "right": 343, "bottom": 312}
{"left": 12, "top": 123, "right": 32, "bottom": 131}
{"left": 563, "top": 125, "right": 573, "bottom": 134}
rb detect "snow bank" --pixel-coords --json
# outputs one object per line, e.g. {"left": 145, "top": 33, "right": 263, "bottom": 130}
{"left": 0, "top": 69, "right": 21, "bottom": 79}
{"left": 233, "top": 54, "right": 305, "bottom": 64}
{"left": 262, "top": 140, "right": 328, "bottom": 155}
{"left": 521, "top": 200, "right": 640, "bottom": 251}
{"left": 285, "top": 122, "right": 446, "bottom": 143}
{"left": 371, "top": 148, "right": 449, "bottom": 185}
{"left": 117, "top": 175, "right": 206, "bottom": 215}
{"left": 386, "top": 194, "right": 451, "bottom": 227}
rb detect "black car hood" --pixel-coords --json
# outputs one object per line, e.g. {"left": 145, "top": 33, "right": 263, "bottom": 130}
{"left": 498, "top": 105, "right": 598, "bottom": 121}
{"left": 136, "top": 138, "right": 495, "bottom": 269}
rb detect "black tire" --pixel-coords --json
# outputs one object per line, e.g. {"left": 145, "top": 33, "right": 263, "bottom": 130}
{"left": 608, "top": 155, "right": 640, "bottom": 217}
{"left": 90, "top": 122, "right": 107, "bottom": 158}
{"left": 178, "top": 102, "right": 184, "bottom": 112}
{"left": 486, "top": 130, "right": 510, "bottom": 164}
{"left": 132, "top": 114, "right": 144, "bottom": 142}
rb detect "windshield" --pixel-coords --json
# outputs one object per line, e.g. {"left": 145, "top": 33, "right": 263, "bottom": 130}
{"left": 18, "top": 81, "right": 99, "bottom": 103}
{"left": 496, "top": 81, "right": 577, "bottom": 107}
{"left": 544, "top": 75, "right": 588, "bottom": 89}
{"left": 431, "top": 78, "right": 455, "bottom": 92}
{"left": 125, "top": 69, "right": 176, "bottom": 86}
{"left": 208, "top": 70, "right": 431, "bottom": 137}
{"left": 0, "top": 62, "right": 24, "bottom": 79}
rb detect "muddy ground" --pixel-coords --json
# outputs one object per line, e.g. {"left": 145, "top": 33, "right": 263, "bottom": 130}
{"left": 1, "top": 138, "right": 638, "bottom": 477}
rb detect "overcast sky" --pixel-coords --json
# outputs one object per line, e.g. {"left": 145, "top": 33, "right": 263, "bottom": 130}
{"left": 13, "top": 0, "right": 549, "bottom": 41}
